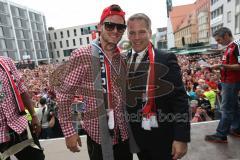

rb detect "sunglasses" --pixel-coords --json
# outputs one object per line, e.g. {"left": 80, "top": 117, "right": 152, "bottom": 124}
{"left": 103, "top": 22, "right": 126, "bottom": 33}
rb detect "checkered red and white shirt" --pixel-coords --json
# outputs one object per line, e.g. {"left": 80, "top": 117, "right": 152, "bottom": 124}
{"left": 56, "top": 45, "right": 129, "bottom": 144}
{"left": 0, "top": 56, "right": 28, "bottom": 143}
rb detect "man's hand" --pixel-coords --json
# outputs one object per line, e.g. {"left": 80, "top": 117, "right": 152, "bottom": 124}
{"left": 65, "top": 134, "right": 82, "bottom": 153}
{"left": 31, "top": 115, "right": 41, "bottom": 136}
{"left": 172, "top": 141, "right": 188, "bottom": 160}
{"left": 210, "top": 64, "right": 222, "bottom": 70}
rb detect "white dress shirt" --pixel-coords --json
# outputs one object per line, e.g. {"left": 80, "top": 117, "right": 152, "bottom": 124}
{"left": 130, "top": 48, "right": 148, "bottom": 71}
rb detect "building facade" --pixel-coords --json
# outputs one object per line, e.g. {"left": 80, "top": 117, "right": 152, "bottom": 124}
{"left": 174, "top": 10, "right": 198, "bottom": 48}
{"left": 210, "top": 0, "right": 240, "bottom": 45}
{"left": 155, "top": 27, "right": 167, "bottom": 50}
{"left": 168, "top": 4, "right": 196, "bottom": 48}
{"left": 0, "top": 0, "right": 49, "bottom": 65}
{"left": 47, "top": 23, "right": 98, "bottom": 62}
{"left": 169, "top": 0, "right": 211, "bottom": 48}
{"left": 196, "top": 0, "right": 210, "bottom": 44}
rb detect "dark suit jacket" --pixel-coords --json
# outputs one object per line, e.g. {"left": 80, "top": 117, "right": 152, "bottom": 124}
{"left": 126, "top": 49, "right": 190, "bottom": 157}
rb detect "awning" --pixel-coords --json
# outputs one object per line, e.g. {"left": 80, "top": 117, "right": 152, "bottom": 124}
{"left": 176, "top": 48, "right": 208, "bottom": 55}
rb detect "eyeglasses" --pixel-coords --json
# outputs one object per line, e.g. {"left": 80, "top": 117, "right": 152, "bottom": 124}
{"left": 103, "top": 22, "right": 126, "bottom": 33}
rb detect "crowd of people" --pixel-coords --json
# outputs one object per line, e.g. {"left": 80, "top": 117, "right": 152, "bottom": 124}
{"left": 18, "top": 64, "right": 64, "bottom": 139}
{"left": 177, "top": 53, "right": 223, "bottom": 122}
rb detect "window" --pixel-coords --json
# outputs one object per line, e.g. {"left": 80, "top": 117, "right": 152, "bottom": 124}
{"left": 74, "top": 29, "right": 77, "bottom": 36}
{"left": 25, "top": 41, "right": 31, "bottom": 49}
{"left": 16, "top": 29, "right": 24, "bottom": 39}
{"left": 0, "top": 2, "right": 8, "bottom": 13}
{"left": 227, "top": 11, "right": 231, "bottom": 23}
{"left": 67, "top": 30, "right": 70, "bottom": 37}
{"left": 57, "top": 51, "right": 60, "bottom": 58}
{"left": 86, "top": 37, "right": 90, "bottom": 44}
{"left": 0, "top": 27, "right": 3, "bottom": 37}
{"left": 79, "top": 38, "right": 82, "bottom": 45}
{"left": 49, "top": 43, "right": 52, "bottom": 50}
{"left": 40, "top": 42, "right": 45, "bottom": 49}
{"left": 38, "top": 33, "right": 43, "bottom": 40}
{"left": 36, "top": 24, "right": 42, "bottom": 31}
{"left": 35, "top": 14, "right": 41, "bottom": 22}
{"left": 10, "top": 6, "right": 20, "bottom": 17}
{"left": 60, "top": 31, "right": 63, "bottom": 38}
{"left": 53, "top": 42, "right": 56, "bottom": 49}
{"left": 19, "top": 8, "right": 27, "bottom": 19}
{"left": 5, "top": 39, "right": 15, "bottom": 50}
{"left": 66, "top": 40, "right": 69, "bottom": 47}
{"left": 219, "top": 6, "right": 223, "bottom": 15}
{"left": 36, "top": 50, "right": 42, "bottom": 59}
{"left": 29, "top": 12, "right": 35, "bottom": 21}
{"left": 0, "top": 14, "right": 10, "bottom": 26}
{"left": 13, "top": 18, "right": 21, "bottom": 28}
{"left": 2, "top": 27, "right": 13, "bottom": 38}
{"left": 0, "top": 39, "right": 6, "bottom": 49}
{"left": 50, "top": 52, "right": 53, "bottom": 58}
{"left": 236, "top": 0, "right": 240, "bottom": 34}
{"left": 63, "top": 49, "right": 75, "bottom": 57}
{"left": 18, "top": 40, "right": 26, "bottom": 49}
{"left": 8, "top": 51, "right": 18, "bottom": 61}
{"left": 81, "top": 27, "right": 91, "bottom": 35}
{"left": 54, "top": 32, "right": 57, "bottom": 39}
{"left": 32, "top": 32, "right": 38, "bottom": 40}
{"left": 23, "top": 30, "right": 29, "bottom": 39}
{"left": 48, "top": 34, "right": 51, "bottom": 40}
{"left": 31, "top": 22, "right": 37, "bottom": 30}
{"left": 73, "top": 39, "right": 76, "bottom": 46}
{"left": 60, "top": 41, "right": 63, "bottom": 48}
{"left": 34, "top": 41, "right": 40, "bottom": 50}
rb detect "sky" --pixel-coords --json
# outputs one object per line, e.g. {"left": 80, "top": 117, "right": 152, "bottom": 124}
{"left": 10, "top": 0, "right": 196, "bottom": 32}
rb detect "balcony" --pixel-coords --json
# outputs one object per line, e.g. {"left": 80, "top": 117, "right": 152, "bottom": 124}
{"left": 210, "top": 15, "right": 223, "bottom": 26}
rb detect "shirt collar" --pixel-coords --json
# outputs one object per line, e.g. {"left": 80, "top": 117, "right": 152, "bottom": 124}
{"left": 131, "top": 47, "right": 148, "bottom": 57}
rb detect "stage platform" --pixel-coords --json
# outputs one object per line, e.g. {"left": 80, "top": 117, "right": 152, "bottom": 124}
{"left": 11, "top": 120, "right": 240, "bottom": 160}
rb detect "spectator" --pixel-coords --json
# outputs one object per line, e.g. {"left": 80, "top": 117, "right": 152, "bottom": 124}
{"left": 205, "top": 27, "right": 240, "bottom": 143}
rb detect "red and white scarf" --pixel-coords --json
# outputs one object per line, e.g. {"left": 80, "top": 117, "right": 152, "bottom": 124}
{"left": 141, "top": 43, "right": 158, "bottom": 130}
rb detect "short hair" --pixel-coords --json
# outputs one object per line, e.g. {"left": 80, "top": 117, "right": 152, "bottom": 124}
{"left": 127, "top": 13, "right": 151, "bottom": 30}
{"left": 212, "top": 27, "right": 232, "bottom": 38}
{"left": 39, "top": 97, "right": 47, "bottom": 105}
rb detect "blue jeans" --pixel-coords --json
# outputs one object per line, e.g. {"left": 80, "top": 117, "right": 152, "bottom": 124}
{"left": 216, "top": 82, "right": 240, "bottom": 137}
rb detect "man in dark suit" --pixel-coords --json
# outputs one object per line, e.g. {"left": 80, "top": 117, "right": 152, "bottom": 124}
{"left": 126, "top": 13, "right": 190, "bottom": 160}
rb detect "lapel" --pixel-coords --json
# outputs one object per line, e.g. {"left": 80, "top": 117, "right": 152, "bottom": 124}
{"left": 127, "top": 49, "right": 149, "bottom": 90}
{"left": 126, "top": 50, "right": 132, "bottom": 63}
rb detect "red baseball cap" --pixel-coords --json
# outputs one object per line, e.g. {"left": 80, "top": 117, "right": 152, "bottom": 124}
{"left": 100, "top": 4, "right": 125, "bottom": 23}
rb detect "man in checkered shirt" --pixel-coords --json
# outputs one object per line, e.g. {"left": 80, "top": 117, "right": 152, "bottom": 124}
{"left": 0, "top": 56, "right": 45, "bottom": 160}
{"left": 55, "top": 4, "right": 133, "bottom": 160}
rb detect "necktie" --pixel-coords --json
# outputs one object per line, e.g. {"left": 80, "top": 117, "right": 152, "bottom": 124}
{"left": 129, "top": 53, "right": 138, "bottom": 77}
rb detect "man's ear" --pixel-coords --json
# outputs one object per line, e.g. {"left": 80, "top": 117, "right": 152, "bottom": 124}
{"left": 149, "top": 29, "right": 152, "bottom": 38}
